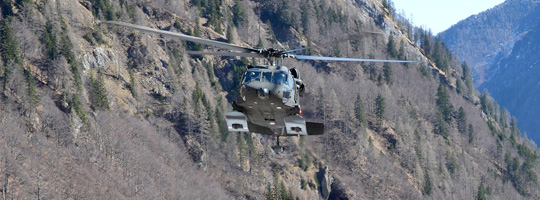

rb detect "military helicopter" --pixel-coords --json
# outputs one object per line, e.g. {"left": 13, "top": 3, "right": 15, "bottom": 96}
{"left": 105, "top": 21, "right": 418, "bottom": 152}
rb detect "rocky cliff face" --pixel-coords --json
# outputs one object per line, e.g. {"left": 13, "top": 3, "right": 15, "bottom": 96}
{"left": 0, "top": 0, "right": 539, "bottom": 199}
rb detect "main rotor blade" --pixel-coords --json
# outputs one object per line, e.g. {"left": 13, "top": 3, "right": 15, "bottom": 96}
{"left": 282, "top": 47, "right": 310, "bottom": 54}
{"left": 293, "top": 55, "right": 420, "bottom": 63}
{"left": 105, "top": 21, "right": 256, "bottom": 53}
{"left": 187, "top": 51, "right": 266, "bottom": 58}
{"left": 282, "top": 32, "right": 384, "bottom": 56}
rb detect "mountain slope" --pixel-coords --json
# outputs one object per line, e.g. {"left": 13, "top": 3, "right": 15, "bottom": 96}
{"left": 439, "top": 0, "right": 539, "bottom": 85}
{"left": 479, "top": 23, "right": 540, "bottom": 144}
{"left": 440, "top": 0, "right": 540, "bottom": 145}
{"left": 0, "top": 0, "right": 539, "bottom": 199}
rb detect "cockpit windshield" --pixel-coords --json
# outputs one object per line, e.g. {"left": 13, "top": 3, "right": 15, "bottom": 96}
{"left": 262, "top": 72, "right": 272, "bottom": 82}
{"left": 272, "top": 72, "right": 288, "bottom": 85}
{"left": 243, "top": 71, "right": 289, "bottom": 85}
{"left": 243, "top": 71, "right": 261, "bottom": 83}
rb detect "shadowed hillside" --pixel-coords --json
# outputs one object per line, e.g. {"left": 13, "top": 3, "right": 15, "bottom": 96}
{"left": 440, "top": 0, "right": 540, "bottom": 146}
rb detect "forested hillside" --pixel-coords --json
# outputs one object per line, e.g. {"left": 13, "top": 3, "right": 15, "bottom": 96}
{"left": 440, "top": 0, "right": 540, "bottom": 146}
{"left": 478, "top": 20, "right": 540, "bottom": 147}
{"left": 439, "top": 0, "right": 539, "bottom": 85}
{"left": 1, "top": 0, "right": 539, "bottom": 199}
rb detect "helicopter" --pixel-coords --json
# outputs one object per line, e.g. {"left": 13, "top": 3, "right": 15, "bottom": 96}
{"left": 105, "top": 21, "right": 418, "bottom": 152}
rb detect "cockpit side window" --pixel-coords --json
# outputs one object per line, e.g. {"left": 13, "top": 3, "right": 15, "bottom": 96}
{"left": 243, "top": 71, "right": 261, "bottom": 83}
{"left": 262, "top": 72, "right": 272, "bottom": 82}
{"left": 288, "top": 74, "right": 294, "bottom": 88}
{"left": 272, "top": 72, "right": 288, "bottom": 85}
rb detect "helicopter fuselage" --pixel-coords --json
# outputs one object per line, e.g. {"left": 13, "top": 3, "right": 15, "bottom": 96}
{"left": 225, "top": 65, "right": 323, "bottom": 136}
{"left": 237, "top": 65, "right": 300, "bottom": 127}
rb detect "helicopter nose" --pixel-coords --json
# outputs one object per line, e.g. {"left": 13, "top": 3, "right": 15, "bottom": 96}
{"left": 258, "top": 88, "right": 270, "bottom": 100}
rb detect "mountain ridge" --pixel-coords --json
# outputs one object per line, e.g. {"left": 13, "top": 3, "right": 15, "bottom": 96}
{"left": 440, "top": 0, "right": 540, "bottom": 146}
{"left": 439, "top": 0, "right": 539, "bottom": 85}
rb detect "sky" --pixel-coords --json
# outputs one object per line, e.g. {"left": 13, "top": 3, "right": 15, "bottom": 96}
{"left": 392, "top": 0, "right": 507, "bottom": 34}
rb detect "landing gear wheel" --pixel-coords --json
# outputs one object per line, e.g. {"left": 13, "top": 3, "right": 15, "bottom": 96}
{"left": 271, "top": 145, "right": 285, "bottom": 154}
{"left": 271, "top": 134, "right": 285, "bottom": 154}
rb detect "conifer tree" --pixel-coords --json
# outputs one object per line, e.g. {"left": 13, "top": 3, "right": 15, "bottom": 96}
{"left": 231, "top": 0, "right": 246, "bottom": 27}
{"left": 173, "top": 19, "right": 182, "bottom": 31}
{"left": 433, "top": 37, "right": 449, "bottom": 72}
{"left": 306, "top": 37, "right": 314, "bottom": 55}
{"left": 279, "top": 181, "right": 288, "bottom": 200}
{"left": 266, "top": 20, "right": 277, "bottom": 44}
{"left": 446, "top": 153, "right": 458, "bottom": 175}
{"left": 299, "top": 152, "right": 312, "bottom": 171}
{"left": 0, "top": 18, "right": 18, "bottom": 63}
{"left": 333, "top": 42, "right": 341, "bottom": 57}
{"left": 90, "top": 0, "right": 115, "bottom": 20}
{"left": 193, "top": 18, "right": 203, "bottom": 51}
{"left": 398, "top": 41, "right": 406, "bottom": 60}
{"left": 375, "top": 94, "right": 385, "bottom": 128}
{"left": 59, "top": 19, "right": 75, "bottom": 62}
{"left": 226, "top": 23, "right": 234, "bottom": 44}
{"left": 236, "top": 130, "right": 246, "bottom": 164}
{"left": 41, "top": 20, "right": 58, "bottom": 60}
{"left": 205, "top": 61, "right": 216, "bottom": 86}
{"left": 383, "top": 62, "right": 392, "bottom": 85}
{"left": 208, "top": 0, "right": 223, "bottom": 32}
{"left": 433, "top": 84, "right": 453, "bottom": 138}
{"left": 499, "top": 108, "right": 508, "bottom": 128}
{"left": 89, "top": 70, "right": 109, "bottom": 110}
{"left": 461, "top": 62, "right": 474, "bottom": 97}
{"left": 510, "top": 117, "right": 520, "bottom": 136}
{"left": 24, "top": 68, "right": 38, "bottom": 105}
{"left": 257, "top": 35, "right": 264, "bottom": 48}
{"left": 215, "top": 107, "right": 229, "bottom": 143}
{"left": 266, "top": 184, "right": 275, "bottom": 200}
{"left": 436, "top": 84, "right": 453, "bottom": 122}
{"left": 418, "top": 63, "right": 430, "bottom": 79}
{"left": 479, "top": 90, "right": 494, "bottom": 116}
{"left": 1, "top": 18, "right": 22, "bottom": 91}
{"left": 468, "top": 124, "right": 475, "bottom": 144}
{"left": 455, "top": 79, "right": 464, "bottom": 95}
{"left": 301, "top": 0, "right": 310, "bottom": 35}
{"left": 70, "top": 93, "right": 87, "bottom": 122}
{"left": 354, "top": 94, "right": 366, "bottom": 126}
{"left": 387, "top": 35, "right": 398, "bottom": 58}
{"left": 457, "top": 107, "right": 467, "bottom": 134}
{"left": 423, "top": 169, "right": 432, "bottom": 195}
{"left": 477, "top": 182, "right": 487, "bottom": 200}
{"left": 128, "top": 69, "right": 137, "bottom": 97}
{"left": 434, "top": 111, "right": 449, "bottom": 138}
